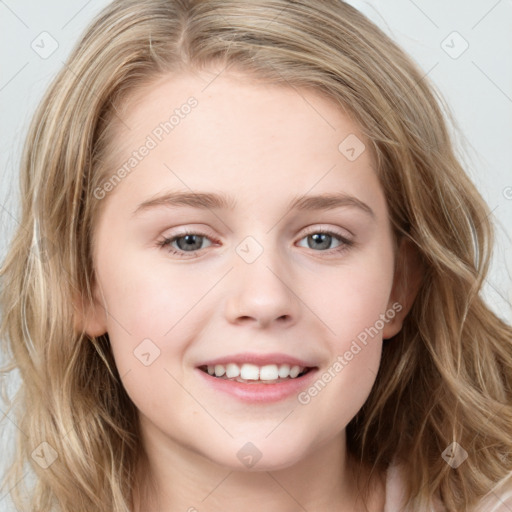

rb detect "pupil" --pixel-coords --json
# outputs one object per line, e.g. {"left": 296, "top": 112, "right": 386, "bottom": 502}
{"left": 179, "top": 235, "right": 201, "bottom": 251}
{"left": 310, "top": 233, "right": 330, "bottom": 250}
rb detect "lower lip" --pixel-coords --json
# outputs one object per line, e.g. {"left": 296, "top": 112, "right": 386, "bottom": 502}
{"left": 195, "top": 368, "right": 319, "bottom": 403}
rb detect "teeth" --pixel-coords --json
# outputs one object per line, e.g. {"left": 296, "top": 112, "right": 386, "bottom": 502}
{"left": 240, "top": 363, "right": 259, "bottom": 380}
{"left": 225, "top": 363, "right": 240, "bottom": 378}
{"left": 259, "top": 364, "right": 279, "bottom": 380}
{"left": 289, "top": 366, "right": 301, "bottom": 378}
{"left": 278, "top": 364, "right": 290, "bottom": 378}
{"left": 205, "top": 363, "right": 307, "bottom": 381}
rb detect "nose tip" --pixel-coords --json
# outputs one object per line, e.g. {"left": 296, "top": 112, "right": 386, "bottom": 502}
{"left": 225, "top": 261, "right": 299, "bottom": 329}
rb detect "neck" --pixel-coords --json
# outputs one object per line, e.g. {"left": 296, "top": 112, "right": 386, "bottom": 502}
{"left": 132, "top": 419, "right": 385, "bottom": 512}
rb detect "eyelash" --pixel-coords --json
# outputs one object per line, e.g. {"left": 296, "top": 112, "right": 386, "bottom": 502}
{"left": 156, "top": 227, "right": 355, "bottom": 259}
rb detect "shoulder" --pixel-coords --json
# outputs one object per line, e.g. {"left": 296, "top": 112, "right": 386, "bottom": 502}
{"left": 473, "top": 473, "right": 512, "bottom": 512}
{"left": 383, "top": 460, "right": 445, "bottom": 512}
{"left": 384, "top": 461, "right": 512, "bottom": 512}
{"left": 383, "top": 462, "right": 409, "bottom": 512}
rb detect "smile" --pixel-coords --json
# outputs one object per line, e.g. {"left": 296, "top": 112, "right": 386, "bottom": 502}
{"left": 199, "top": 363, "right": 312, "bottom": 383}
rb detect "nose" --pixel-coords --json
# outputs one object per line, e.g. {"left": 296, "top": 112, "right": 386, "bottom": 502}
{"left": 224, "top": 244, "right": 300, "bottom": 329}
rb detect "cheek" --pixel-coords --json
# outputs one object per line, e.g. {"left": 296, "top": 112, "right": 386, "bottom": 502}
{"left": 97, "top": 259, "right": 196, "bottom": 415}
{"left": 312, "top": 246, "right": 395, "bottom": 348}
{"left": 307, "top": 345, "right": 382, "bottom": 444}
{"left": 303, "top": 283, "right": 388, "bottom": 435}
{"left": 97, "top": 249, "right": 205, "bottom": 336}
{"left": 93, "top": 251, "right": 201, "bottom": 399}
{"left": 305, "top": 243, "right": 394, "bottom": 418}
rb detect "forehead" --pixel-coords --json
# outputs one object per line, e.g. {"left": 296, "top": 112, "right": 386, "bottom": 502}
{"left": 100, "top": 68, "right": 384, "bottom": 216}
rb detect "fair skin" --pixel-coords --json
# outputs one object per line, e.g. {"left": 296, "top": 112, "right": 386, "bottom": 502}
{"left": 82, "top": 67, "right": 421, "bottom": 511}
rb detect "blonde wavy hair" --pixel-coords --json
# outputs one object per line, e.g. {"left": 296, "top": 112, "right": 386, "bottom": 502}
{"left": 1, "top": 0, "right": 511, "bottom": 511}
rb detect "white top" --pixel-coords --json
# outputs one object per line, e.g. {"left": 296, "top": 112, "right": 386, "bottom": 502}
{"left": 384, "top": 461, "right": 512, "bottom": 511}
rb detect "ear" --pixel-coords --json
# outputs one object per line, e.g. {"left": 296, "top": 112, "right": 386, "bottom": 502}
{"left": 72, "top": 286, "right": 108, "bottom": 337}
{"left": 382, "top": 236, "right": 424, "bottom": 340}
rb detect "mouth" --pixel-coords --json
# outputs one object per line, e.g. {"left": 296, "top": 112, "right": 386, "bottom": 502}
{"left": 194, "top": 354, "right": 320, "bottom": 402}
{"left": 197, "top": 363, "right": 315, "bottom": 384}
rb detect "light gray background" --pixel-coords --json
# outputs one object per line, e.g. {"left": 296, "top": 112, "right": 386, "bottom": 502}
{"left": 1, "top": 1, "right": 511, "bottom": 509}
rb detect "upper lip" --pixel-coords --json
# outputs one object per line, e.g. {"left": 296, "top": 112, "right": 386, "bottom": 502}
{"left": 196, "top": 352, "right": 318, "bottom": 368}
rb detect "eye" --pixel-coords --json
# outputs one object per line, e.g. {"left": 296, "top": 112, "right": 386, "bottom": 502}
{"left": 156, "top": 226, "right": 355, "bottom": 259}
{"left": 296, "top": 227, "right": 354, "bottom": 255}
{"left": 156, "top": 230, "right": 216, "bottom": 258}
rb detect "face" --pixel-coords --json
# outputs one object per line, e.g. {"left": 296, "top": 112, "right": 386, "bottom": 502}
{"left": 85, "top": 68, "right": 412, "bottom": 472}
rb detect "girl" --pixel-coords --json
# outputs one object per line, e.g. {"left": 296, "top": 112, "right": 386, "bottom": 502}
{"left": 1, "top": 1, "right": 511, "bottom": 511}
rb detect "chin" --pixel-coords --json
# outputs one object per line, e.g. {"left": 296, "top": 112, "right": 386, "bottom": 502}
{"left": 204, "top": 439, "right": 310, "bottom": 472}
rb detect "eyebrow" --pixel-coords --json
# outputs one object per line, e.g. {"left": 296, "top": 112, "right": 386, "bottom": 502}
{"left": 132, "top": 190, "right": 375, "bottom": 219}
